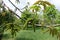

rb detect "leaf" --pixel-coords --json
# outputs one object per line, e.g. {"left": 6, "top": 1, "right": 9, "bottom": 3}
{"left": 30, "top": 5, "right": 40, "bottom": 12}
{"left": 34, "top": 0, "right": 52, "bottom": 6}
{"left": 2, "top": 12, "right": 6, "bottom": 16}
{"left": 15, "top": 0, "right": 20, "bottom": 4}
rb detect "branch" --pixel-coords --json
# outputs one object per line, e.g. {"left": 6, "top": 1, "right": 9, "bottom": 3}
{"left": 2, "top": 1, "right": 25, "bottom": 21}
{"left": 35, "top": 24, "right": 60, "bottom": 28}
{"left": 8, "top": 0, "right": 23, "bottom": 13}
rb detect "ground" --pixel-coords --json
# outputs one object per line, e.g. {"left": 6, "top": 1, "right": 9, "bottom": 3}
{"left": 2, "top": 28, "right": 58, "bottom": 40}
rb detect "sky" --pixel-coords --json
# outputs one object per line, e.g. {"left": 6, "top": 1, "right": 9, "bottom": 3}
{"left": 48, "top": 0, "right": 60, "bottom": 10}
{"left": 3, "top": 0, "right": 37, "bottom": 10}
{"left": 3, "top": 0, "right": 37, "bottom": 16}
{"left": 3, "top": 0, "right": 60, "bottom": 16}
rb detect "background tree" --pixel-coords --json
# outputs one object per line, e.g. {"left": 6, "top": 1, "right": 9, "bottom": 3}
{"left": 20, "top": 9, "right": 39, "bottom": 32}
{"left": 30, "top": 0, "right": 60, "bottom": 40}
{"left": 0, "top": 3, "right": 21, "bottom": 40}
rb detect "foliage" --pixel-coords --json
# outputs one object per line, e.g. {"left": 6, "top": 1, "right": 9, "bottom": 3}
{"left": 30, "top": 0, "right": 60, "bottom": 39}
{"left": 43, "top": 5, "right": 60, "bottom": 40}
{"left": 43, "top": 5, "right": 57, "bottom": 24}
{"left": 15, "top": 0, "right": 20, "bottom": 3}
{"left": 21, "top": 10, "right": 39, "bottom": 32}
{"left": 0, "top": 9, "right": 21, "bottom": 38}
{"left": 30, "top": 0, "right": 52, "bottom": 12}
{"left": 30, "top": 5, "right": 40, "bottom": 12}
{"left": 55, "top": 11, "right": 60, "bottom": 24}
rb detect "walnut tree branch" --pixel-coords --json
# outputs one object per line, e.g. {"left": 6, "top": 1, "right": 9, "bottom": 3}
{"left": 2, "top": 1, "right": 25, "bottom": 21}
{"left": 9, "top": 0, "right": 23, "bottom": 13}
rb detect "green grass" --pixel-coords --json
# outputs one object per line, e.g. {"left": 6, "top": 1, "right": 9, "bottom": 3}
{"left": 15, "top": 28, "right": 58, "bottom": 40}
{"left": 2, "top": 28, "right": 58, "bottom": 40}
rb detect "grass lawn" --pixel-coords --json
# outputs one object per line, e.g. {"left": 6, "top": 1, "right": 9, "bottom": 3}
{"left": 2, "top": 28, "right": 58, "bottom": 40}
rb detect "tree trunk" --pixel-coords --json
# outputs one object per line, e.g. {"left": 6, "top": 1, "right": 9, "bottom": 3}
{"left": 32, "top": 23, "right": 35, "bottom": 32}
{"left": 0, "top": 27, "right": 4, "bottom": 40}
{"left": 0, "top": 32, "right": 3, "bottom": 40}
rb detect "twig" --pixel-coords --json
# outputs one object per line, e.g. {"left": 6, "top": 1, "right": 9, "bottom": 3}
{"left": 9, "top": 0, "right": 23, "bottom": 13}
{"left": 2, "top": 1, "right": 25, "bottom": 21}
{"left": 35, "top": 24, "right": 60, "bottom": 28}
